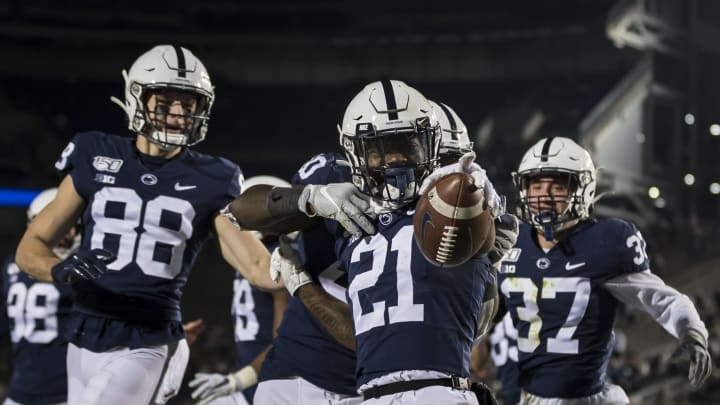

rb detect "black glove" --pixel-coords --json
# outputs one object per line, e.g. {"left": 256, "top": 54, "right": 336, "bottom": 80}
{"left": 470, "top": 381, "right": 499, "bottom": 405}
{"left": 672, "top": 329, "right": 713, "bottom": 388}
{"left": 51, "top": 248, "right": 116, "bottom": 283}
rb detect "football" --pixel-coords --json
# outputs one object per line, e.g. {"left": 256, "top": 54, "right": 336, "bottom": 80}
{"left": 413, "top": 172, "right": 494, "bottom": 267}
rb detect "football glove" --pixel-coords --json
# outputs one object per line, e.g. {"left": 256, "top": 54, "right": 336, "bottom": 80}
{"left": 51, "top": 248, "right": 115, "bottom": 283}
{"left": 269, "top": 235, "right": 312, "bottom": 296}
{"left": 189, "top": 366, "right": 258, "bottom": 404}
{"left": 298, "top": 183, "right": 376, "bottom": 237}
{"left": 672, "top": 329, "right": 712, "bottom": 387}
{"left": 419, "top": 151, "right": 504, "bottom": 218}
{"left": 488, "top": 213, "right": 520, "bottom": 264}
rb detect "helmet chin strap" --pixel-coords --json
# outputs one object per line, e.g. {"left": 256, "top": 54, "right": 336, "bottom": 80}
{"left": 534, "top": 210, "right": 558, "bottom": 241}
{"left": 382, "top": 167, "right": 416, "bottom": 204}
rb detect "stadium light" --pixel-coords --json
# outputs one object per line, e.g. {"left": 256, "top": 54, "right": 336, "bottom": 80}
{"left": 710, "top": 183, "right": 720, "bottom": 195}
{"left": 684, "top": 173, "right": 695, "bottom": 186}
{"left": 684, "top": 113, "right": 695, "bottom": 125}
{"left": 648, "top": 186, "right": 660, "bottom": 199}
{"left": 710, "top": 124, "right": 720, "bottom": 136}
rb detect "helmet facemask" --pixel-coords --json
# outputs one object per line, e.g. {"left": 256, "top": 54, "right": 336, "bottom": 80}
{"left": 133, "top": 86, "right": 212, "bottom": 151}
{"left": 514, "top": 169, "right": 594, "bottom": 240}
{"left": 343, "top": 116, "right": 439, "bottom": 208}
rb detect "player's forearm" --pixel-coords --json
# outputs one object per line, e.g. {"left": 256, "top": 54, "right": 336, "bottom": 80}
{"left": 605, "top": 270, "right": 708, "bottom": 341}
{"left": 216, "top": 216, "right": 278, "bottom": 290}
{"left": 16, "top": 234, "right": 59, "bottom": 282}
{"left": 229, "top": 184, "right": 314, "bottom": 234}
{"left": 296, "top": 283, "right": 355, "bottom": 350}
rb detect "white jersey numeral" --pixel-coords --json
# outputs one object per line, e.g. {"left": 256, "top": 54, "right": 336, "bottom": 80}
{"left": 7, "top": 281, "right": 60, "bottom": 344}
{"left": 626, "top": 231, "right": 649, "bottom": 265}
{"left": 501, "top": 276, "right": 591, "bottom": 355}
{"left": 232, "top": 278, "right": 260, "bottom": 341}
{"left": 90, "top": 187, "right": 196, "bottom": 279}
{"left": 348, "top": 225, "right": 424, "bottom": 335}
{"left": 490, "top": 314, "right": 518, "bottom": 367}
{"left": 297, "top": 154, "right": 329, "bottom": 180}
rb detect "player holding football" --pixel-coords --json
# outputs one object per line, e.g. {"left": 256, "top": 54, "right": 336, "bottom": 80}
{"left": 498, "top": 136, "right": 712, "bottom": 404}
{"left": 233, "top": 80, "right": 508, "bottom": 404}
{"left": 15, "top": 45, "right": 277, "bottom": 405}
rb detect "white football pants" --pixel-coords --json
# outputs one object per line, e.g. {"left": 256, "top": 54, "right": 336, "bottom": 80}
{"left": 66, "top": 342, "right": 173, "bottom": 405}
{"left": 520, "top": 383, "right": 630, "bottom": 405}
{"left": 254, "top": 378, "right": 363, "bottom": 405}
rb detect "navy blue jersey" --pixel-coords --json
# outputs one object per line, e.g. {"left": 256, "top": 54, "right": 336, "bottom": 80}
{"left": 490, "top": 312, "right": 520, "bottom": 405}
{"left": 497, "top": 219, "right": 649, "bottom": 398}
{"left": 259, "top": 153, "right": 357, "bottom": 395}
{"left": 339, "top": 208, "right": 493, "bottom": 388}
{"left": 55, "top": 132, "right": 242, "bottom": 350}
{"left": 2, "top": 254, "right": 72, "bottom": 405}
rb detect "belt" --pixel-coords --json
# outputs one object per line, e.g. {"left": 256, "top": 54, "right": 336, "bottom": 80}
{"left": 362, "top": 376, "right": 472, "bottom": 400}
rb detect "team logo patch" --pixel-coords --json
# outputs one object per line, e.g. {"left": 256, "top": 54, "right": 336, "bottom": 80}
{"left": 141, "top": 173, "right": 158, "bottom": 185}
{"left": 536, "top": 257, "right": 551, "bottom": 270}
{"left": 379, "top": 213, "right": 393, "bottom": 226}
{"left": 94, "top": 173, "right": 116, "bottom": 184}
{"left": 504, "top": 248, "right": 522, "bottom": 262}
{"left": 93, "top": 156, "right": 123, "bottom": 173}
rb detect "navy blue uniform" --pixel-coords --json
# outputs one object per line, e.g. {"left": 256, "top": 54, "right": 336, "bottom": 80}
{"left": 259, "top": 153, "right": 357, "bottom": 395}
{"left": 498, "top": 219, "right": 649, "bottom": 398}
{"left": 54, "top": 132, "right": 241, "bottom": 351}
{"left": 2, "top": 254, "right": 72, "bottom": 405}
{"left": 232, "top": 247, "right": 275, "bottom": 403}
{"left": 339, "top": 208, "right": 493, "bottom": 388}
{"left": 489, "top": 312, "right": 520, "bottom": 405}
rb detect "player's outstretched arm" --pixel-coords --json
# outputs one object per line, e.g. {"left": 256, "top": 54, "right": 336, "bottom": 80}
{"left": 215, "top": 215, "right": 280, "bottom": 291}
{"left": 230, "top": 183, "right": 376, "bottom": 238}
{"left": 229, "top": 184, "right": 315, "bottom": 235}
{"left": 16, "top": 175, "right": 85, "bottom": 282}
{"left": 605, "top": 271, "right": 712, "bottom": 387}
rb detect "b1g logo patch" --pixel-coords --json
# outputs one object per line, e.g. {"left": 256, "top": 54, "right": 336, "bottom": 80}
{"left": 93, "top": 156, "right": 124, "bottom": 173}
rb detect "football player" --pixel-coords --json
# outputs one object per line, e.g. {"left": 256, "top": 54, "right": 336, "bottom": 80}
{"left": 498, "top": 137, "right": 712, "bottom": 404}
{"left": 250, "top": 159, "right": 362, "bottom": 404}
{"left": 188, "top": 176, "right": 291, "bottom": 405}
{"left": 265, "top": 81, "right": 497, "bottom": 404}
{"left": 14, "top": 45, "right": 277, "bottom": 405}
{"left": 2, "top": 188, "right": 78, "bottom": 405}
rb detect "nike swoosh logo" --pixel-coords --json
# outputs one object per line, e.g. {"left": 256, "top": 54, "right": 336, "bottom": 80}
{"left": 565, "top": 262, "right": 586, "bottom": 271}
{"left": 421, "top": 212, "right": 433, "bottom": 239}
{"left": 174, "top": 182, "right": 197, "bottom": 191}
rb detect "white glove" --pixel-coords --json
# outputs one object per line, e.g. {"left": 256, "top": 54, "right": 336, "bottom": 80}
{"left": 672, "top": 329, "right": 713, "bottom": 387}
{"left": 298, "top": 183, "right": 376, "bottom": 236}
{"left": 189, "top": 366, "right": 258, "bottom": 404}
{"left": 269, "top": 236, "right": 312, "bottom": 295}
{"left": 488, "top": 213, "right": 520, "bottom": 264}
{"left": 419, "top": 151, "right": 504, "bottom": 218}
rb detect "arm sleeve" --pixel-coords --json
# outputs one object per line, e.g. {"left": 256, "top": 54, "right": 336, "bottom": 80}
{"left": 604, "top": 270, "right": 708, "bottom": 345}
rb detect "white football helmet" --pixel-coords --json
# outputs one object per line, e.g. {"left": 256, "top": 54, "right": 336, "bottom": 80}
{"left": 241, "top": 175, "right": 291, "bottom": 241}
{"left": 27, "top": 188, "right": 81, "bottom": 260}
{"left": 111, "top": 45, "right": 214, "bottom": 150}
{"left": 430, "top": 100, "right": 474, "bottom": 165}
{"left": 513, "top": 137, "right": 596, "bottom": 237}
{"left": 339, "top": 80, "right": 440, "bottom": 207}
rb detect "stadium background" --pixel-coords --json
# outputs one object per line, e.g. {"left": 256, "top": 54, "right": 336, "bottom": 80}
{"left": 1, "top": 0, "right": 719, "bottom": 403}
